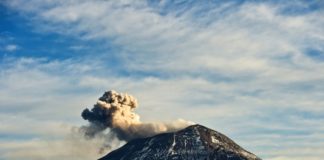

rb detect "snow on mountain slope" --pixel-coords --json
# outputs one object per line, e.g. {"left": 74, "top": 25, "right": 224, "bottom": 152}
{"left": 99, "top": 124, "right": 261, "bottom": 160}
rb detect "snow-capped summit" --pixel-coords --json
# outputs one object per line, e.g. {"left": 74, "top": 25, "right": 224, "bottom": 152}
{"left": 99, "top": 124, "right": 261, "bottom": 160}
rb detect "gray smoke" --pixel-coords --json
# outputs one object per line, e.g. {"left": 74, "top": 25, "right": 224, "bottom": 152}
{"left": 81, "top": 90, "right": 192, "bottom": 141}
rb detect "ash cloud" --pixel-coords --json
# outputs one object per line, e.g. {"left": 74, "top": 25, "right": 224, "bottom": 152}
{"left": 81, "top": 90, "right": 192, "bottom": 141}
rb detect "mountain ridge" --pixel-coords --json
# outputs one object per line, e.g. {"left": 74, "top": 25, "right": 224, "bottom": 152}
{"left": 99, "top": 124, "right": 261, "bottom": 160}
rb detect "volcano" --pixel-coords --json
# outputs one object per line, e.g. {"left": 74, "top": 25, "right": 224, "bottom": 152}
{"left": 99, "top": 124, "right": 261, "bottom": 160}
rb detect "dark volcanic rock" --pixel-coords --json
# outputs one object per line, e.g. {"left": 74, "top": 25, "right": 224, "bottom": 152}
{"left": 99, "top": 124, "right": 261, "bottom": 160}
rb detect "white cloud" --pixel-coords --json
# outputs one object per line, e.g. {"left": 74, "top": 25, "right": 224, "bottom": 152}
{"left": 4, "top": 44, "right": 19, "bottom": 52}
{"left": 0, "top": 134, "right": 121, "bottom": 160}
{"left": 1, "top": 1, "right": 324, "bottom": 159}
{"left": 69, "top": 45, "right": 86, "bottom": 51}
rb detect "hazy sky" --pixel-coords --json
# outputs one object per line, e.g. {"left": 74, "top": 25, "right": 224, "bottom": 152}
{"left": 0, "top": 0, "right": 324, "bottom": 160}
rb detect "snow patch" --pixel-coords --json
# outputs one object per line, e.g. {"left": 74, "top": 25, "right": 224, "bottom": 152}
{"left": 240, "top": 150, "right": 257, "bottom": 159}
{"left": 211, "top": 135, "right": 220, "bottom": 144}
{"left": 168, "top": 134, "right": 177, "bottom": 154}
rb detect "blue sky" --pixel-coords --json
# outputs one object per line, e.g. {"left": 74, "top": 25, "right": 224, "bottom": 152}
{"left": 0, "top": 0, "right": 324, "bottom": 159}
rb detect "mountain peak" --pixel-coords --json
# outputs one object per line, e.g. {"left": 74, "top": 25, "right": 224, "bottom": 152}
{"left": 99, "top": 124, "right": 261, "bottom": 160}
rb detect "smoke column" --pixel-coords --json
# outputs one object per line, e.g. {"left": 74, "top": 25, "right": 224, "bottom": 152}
{"left": 81, "top": 90, "right": 192, "bottom": 141}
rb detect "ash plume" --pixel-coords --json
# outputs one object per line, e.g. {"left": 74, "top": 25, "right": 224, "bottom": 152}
{"left": 81, "top": 90, "right": 192, "bottom": 141}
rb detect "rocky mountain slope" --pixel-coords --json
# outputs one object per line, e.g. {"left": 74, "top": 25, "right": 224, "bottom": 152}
{"left": 99, "top": 124, "right": 261, "bottom": 160}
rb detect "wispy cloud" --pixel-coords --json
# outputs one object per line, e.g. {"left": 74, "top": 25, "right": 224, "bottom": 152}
{"left": 4, "top": 44, "right": 19, "bottom": 52}
{"left": 1, "top": 0, "right": 324, "bottom": 159}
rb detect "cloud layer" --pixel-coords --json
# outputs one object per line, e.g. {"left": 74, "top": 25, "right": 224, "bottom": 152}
{"left": 1, "top": 0, "right": 324, "bottom": 159}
